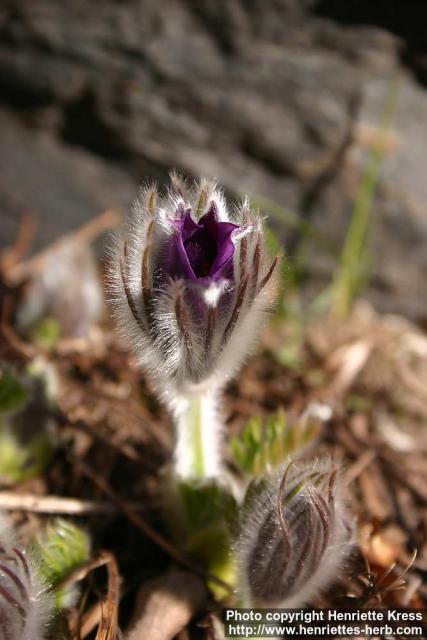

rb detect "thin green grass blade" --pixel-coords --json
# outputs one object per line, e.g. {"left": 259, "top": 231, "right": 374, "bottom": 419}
{"left": 331, "top": 77, "right": 401, "bottom": 318}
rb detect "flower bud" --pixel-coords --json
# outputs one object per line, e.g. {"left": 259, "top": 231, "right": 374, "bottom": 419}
{"left": 0, "top": 515, "right": 52, "bottom": 640}
{"left": 109, "top": 176, "right": 277, "bottom": 397}
{"left": 236, "top": 459, "right": 353, "bottom": 608}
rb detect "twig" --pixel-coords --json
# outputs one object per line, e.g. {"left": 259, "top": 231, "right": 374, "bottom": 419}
{"left": 5, "top": 209, "right": 120, "bottom": 284}
{"left": 0, "top": 491, "right": 116, "bottom": 515}
{"left": 0, "top": 294, "right": 36, "bottom": 359}
{"left": 345, "top": 449, "right": 377, "bottom": 486}
{"left": 0, "top": 213, "right": 37, "bottom": 271}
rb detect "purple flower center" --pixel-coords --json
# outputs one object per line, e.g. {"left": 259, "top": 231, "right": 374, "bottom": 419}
{"left": 169, "top": 204, "right": 239, "bottom": 282}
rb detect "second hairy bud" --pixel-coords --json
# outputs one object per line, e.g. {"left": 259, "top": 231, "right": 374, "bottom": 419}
{"left": 236, "top": 458, "right": 353, "bottom": 608}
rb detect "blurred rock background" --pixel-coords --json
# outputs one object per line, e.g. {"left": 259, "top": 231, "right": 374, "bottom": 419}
{"left": 0, "top": 0, "right": 426, "bottom": 319}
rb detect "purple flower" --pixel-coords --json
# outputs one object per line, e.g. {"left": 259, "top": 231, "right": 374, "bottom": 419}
{"left": 109, "top": 176, "right": 279, "bottom": 478}
{"left": 170, "top": 206, "right": 239, "bottom": 283}
{"left": 109, "top": 176, "right": 278, "bottom": 394}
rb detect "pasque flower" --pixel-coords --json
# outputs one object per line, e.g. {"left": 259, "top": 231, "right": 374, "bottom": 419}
{"left": 0, "top": 516, "right": 52, "bottom": 640}
{"left": 110, "top": 176, "right": 277, "bottom": 390}
{"left": 110, "top": 176, "right": 277, "bottom": 478}
{"left": 236, "top": 459, "right": 353, "bottom": 608}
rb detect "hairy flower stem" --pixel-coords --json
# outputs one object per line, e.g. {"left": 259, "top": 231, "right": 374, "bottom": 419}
{"left": 173, "top": 388, "right": 222, "bottom": 479}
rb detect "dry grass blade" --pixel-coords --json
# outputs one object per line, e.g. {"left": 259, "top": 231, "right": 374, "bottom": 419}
{"left": 65, "top": 551, "right": 120, "bottom": 640}
{"left": 95, "top": 551, "right": 120, "bottom": 640}
{"left": 352, "top": 550, "right": 418, "bottom": 606}
{"left": 378, "top": 549, "right": 418, "bottom": 593}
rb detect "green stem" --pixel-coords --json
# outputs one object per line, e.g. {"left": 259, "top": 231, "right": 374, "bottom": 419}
{"left": 189, "top": 395, "right": 204, "bottom": 477}
{"left": 173, "top": 388, "right": 222, "bottom": 480}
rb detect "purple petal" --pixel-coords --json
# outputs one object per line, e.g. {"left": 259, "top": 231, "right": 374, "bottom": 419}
{"left": 165, "top": 204, "right": 240, "bottom": 284}
{"left": 200, "top": 210, "right": 240, "bottom": 278}
{"left": 172, "top": 210, "right": 199, "bottom": 280}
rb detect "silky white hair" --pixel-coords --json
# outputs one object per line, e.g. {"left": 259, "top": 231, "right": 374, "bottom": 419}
{"left": 107, "top": 177, "right": 278, "bottom": 406}
{"left": 0, "top": 514, "right": 52, "bottom": 640}
{"left": 236, "top": 458, "right": 354, "bottom": 608}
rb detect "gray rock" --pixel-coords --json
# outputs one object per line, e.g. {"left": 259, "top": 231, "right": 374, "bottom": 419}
{"left": 0, "top": 107, "right": 136, "bottom": 251}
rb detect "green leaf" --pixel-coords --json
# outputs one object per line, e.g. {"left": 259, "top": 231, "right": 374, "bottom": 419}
{"left": 33, "top": 519, "right": 91, "bottom": 610}
{"left": 175, "top": 480, "right": 237, "bottom": 533}
{"left": 0, "top": 367, "right": 56, "bottom": 484}
{"left": 163, "top": 477, "right": 238, "bottom": 596}
{"left": 230, "top": 409, "right": 322, "bottom": 477}
{"left": 0, "top": 371, "right": 29, "bottom": 413}
{"left": 0, "top": 424, "right": 53, "bottom": 484}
